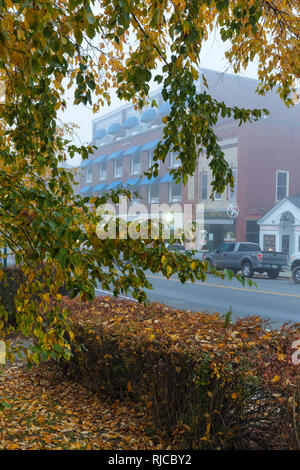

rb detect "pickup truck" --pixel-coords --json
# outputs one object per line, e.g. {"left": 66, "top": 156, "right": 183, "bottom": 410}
{"left": 289, "top": 252, "right": 300, "bottom": 283}
{"left": 204, "top": 242, "right": 288, "bottom": 279}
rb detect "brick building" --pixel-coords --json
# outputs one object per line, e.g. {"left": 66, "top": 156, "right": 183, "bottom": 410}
{"left": 76, "top": 69, "right": 300, "bottom": 250}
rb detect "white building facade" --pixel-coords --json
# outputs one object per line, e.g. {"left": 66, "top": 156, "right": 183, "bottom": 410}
{"left": 258, "top": 197, "right": 300, "bottom": 257}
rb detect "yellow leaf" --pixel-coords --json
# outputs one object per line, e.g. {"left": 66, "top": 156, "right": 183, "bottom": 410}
{"left": 191, "top": 261, "right": 197, "bottom": 270}
{"left": 232, "top": 392, "right": 237, "bottom": 399}
{"left": 170, "top": 334, "right": 180, "bottom": 341}
{"left": 277, "top": 353, "right": 286, "bottom": 362}
{"left": 271, "top": 375, "right": 280, "bottom": 383}
{"left": 166, "top": 265, "right": 172, "bottom": 276}
{"left": 127, "top": 381, "right": 132, "bottom": 392}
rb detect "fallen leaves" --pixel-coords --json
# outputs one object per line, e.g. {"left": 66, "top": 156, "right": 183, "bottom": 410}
{"left": 0, "top": 360, "right": 168, "bottom": 450}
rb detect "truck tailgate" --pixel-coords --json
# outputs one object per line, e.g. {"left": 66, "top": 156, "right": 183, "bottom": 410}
{"left": 261, "top": 252, "right": 288, "bottom": 266}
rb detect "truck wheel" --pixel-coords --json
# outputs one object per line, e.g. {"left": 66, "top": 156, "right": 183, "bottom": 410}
{"left": 241, "top": 261, "right": 253, "bottom": 278}
{"left": 292, "top": 266, "right": 300, "bottom": 283}
{"left": 267, "top": 269, "right": 279, "bottom": 279}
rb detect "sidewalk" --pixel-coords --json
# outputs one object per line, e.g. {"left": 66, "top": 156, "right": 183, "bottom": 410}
{"left": 257, "top": 269, "right": 292, "bottom": 280}
{"left": 278, "top": 269, "right": 292, "bottom": 279}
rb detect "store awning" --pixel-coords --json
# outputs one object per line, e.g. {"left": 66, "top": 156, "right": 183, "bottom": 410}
{"left": 140, "top": 108, "right": 157, "bottom": 123}
{"left": 140, "top": 175, "right": 160, "bottom": 186}
{"left": 79, "top": 185, "right": 92, "bottom": 194}
{"left": 124, "top": 145, "right": 141, "bottom": 156}
{"left": 107, "top": 150, "right": 123, "bottom": 160}
{"left": 108, "top": 122, "right": 122, "bottom": 135}
{"left": 123, "top": 116, "right": 139, "bottom": 129}
{"left": 158, "top": 102, "right": 171, "bottom": 117}
{"left": 94, "top": 128, "right": 106, "bottom": 140}
{"left": 81, "top": 159, "right": 93, "bottom": 168}
{"left": 93, "top": 155, "right": 107, "bottom": 164}
{"left": 125, "top": 177, "right": 140, "bottom": 187}
{"left": 92, "top": 183, "right": 106, "bottom": 192}
{"left": 160, "top": 172, "right": 174, "bottom": 183}
{"left": 106, "top": 181, "right": 122, "bottom": 190}
{"left": 141, "top": 139, "right": 161, "bottom": 152}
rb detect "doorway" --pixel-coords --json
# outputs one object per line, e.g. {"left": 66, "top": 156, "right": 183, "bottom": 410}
{"left": 281, "top": 234, "right": 290, "bottom": 255}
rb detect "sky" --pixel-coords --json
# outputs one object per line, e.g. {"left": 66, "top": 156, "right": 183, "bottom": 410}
{"left": 58, "top": 32, "right": 259, "bottom": 167}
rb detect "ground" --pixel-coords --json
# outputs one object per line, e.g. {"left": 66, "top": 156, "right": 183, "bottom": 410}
{"left": 0, "top": 352, "right": 168, "bottom": 450}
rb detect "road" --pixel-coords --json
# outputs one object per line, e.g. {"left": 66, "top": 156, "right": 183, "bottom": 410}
{"left": 96, "top": 272, "right": 300, "bottom": 326}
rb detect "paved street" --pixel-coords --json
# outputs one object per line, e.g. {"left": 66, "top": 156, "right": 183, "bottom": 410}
{"left": 143, "top": 273, "right": 300, "bottom": 326}
{"left": 97, "top": 272, "right": 300, "bottom": 326}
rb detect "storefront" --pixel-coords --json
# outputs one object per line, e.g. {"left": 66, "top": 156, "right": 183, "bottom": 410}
{"left": 258, "top": 197, "right": 300, "bottom": 257}
{"left": 196, "top": 209, "right": 237, "bottom": 250}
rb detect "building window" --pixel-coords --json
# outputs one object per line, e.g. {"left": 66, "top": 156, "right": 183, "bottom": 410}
{"left": 263, "top": 234, "right": 276, "bottom": 252}
{"left": 99, "top": 162, "right": 107, "bottom": 181}
{"left": 169, "top": 181, "right": 182, "bottom": 202}
{"left": 199, "top": 172, "right": 208, "bottom": 201}
{"left": 114, "top": 158, "right": 123, "bottom": 178}
{"left": 229, "top": 168, "right": 237, "bottom": 199}
{"left": 282, "top": 234, "right": 290, "bottom": 254}
{"left": 148, "top": 184, "right": 159, "bottom": 203}
{"left": 298, "top": 235, "right": 300, "bottom": 252}
{"left": 246, "top": 220, "right": 259, "bottom": 243}
{"left": 131, "top": 153, "right": 141, "bottom": 174}
{"left": 85, "top": 165, "right": 93, "bottom": 183}
{"left": 276, "top": 171, "right": 289, "bottom": 201}
{"left": 169, "top": 152, "right": 180, "bottom": 168}
{"left": 214, "top": 191, "right": 222, "bottom": 200}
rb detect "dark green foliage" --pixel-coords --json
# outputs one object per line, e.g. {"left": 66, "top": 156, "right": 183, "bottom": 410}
{"left": 0, "top": 266, "right": 23, "bottom": 326}
{"left": 0, "top": 265, "right": 71, "bottom": 327}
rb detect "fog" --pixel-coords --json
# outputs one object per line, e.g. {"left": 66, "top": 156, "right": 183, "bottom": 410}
{"left": 58, "top": 32, "right": 260, "bottom": 167}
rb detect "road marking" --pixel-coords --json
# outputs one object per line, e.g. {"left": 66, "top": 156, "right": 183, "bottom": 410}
{"left": 95, "top": 288, "right": 137, "bottom": 302}
{"left": 146, "top": 275, "right": 300, "bottom": 299}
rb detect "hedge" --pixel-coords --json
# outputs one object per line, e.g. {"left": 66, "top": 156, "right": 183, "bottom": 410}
{"left": 59, "top": 296, "right": 300, "bottom": 449}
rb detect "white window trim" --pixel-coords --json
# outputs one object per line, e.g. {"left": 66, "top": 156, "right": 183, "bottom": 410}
{"left": 276, "top": 170, "right": 289, "bottom": 202}
{"left": 169, "top": 151, "right": 180, "bottom": 169}
{"left": 85, "top": 166, "right": 93, "bottom": 183}
{"left": 99, "top": 162, "right": 107, "bottom": 181}
{"left": 148, "top": 185, "right": 159, "bottom": 204}
{"left": 199, "top": 172, "right": 208, "bottom": 201}
{"left": 114, "top": 158, "right": 123, "bottom": 178}
{"left": 169, "top": 181, "right": 182, "bottom": 203}
{"left": 130, "top": 153, "right": 141, "bottom": 175}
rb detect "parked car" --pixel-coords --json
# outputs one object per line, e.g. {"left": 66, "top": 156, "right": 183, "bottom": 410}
{"left": 165, "top": 243, "right": 186, "bottom": 252}
{"left": 204, "top": 242, "right": 288, "bottom": 279}
{"left": 185, "top": 250, "right": 205, "bottom": 261}
{"left": 290, "top": 252, "right": 300, "bottom": 283}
